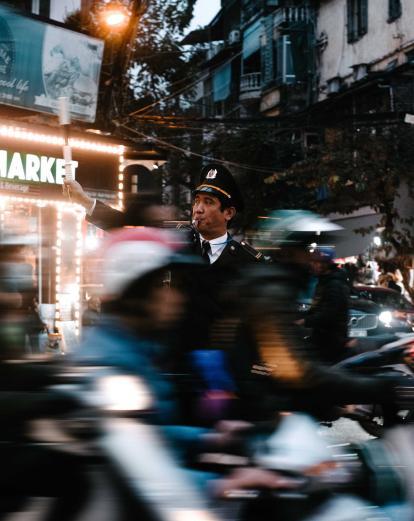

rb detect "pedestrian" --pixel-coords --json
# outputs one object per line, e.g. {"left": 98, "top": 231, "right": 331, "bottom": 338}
{"left": 296, "top": 246, "right": 350, "bottom": 364}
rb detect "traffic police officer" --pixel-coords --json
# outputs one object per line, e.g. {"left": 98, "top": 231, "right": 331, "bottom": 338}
{"left": 63, "top": 164, "right": 263, "bottom": 344}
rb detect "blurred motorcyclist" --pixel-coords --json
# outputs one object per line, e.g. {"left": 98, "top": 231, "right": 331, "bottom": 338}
{"left": 297, "top": 245, "right": 350, "bottom": 364}
{"left": 209, "top": 211, "right": 402, "bottom": 422}
{"left": 73, "top": 226, "right": 200, "bottom": 424}
{"left": 0, "top": 329, "right": 90, "bottom": 519}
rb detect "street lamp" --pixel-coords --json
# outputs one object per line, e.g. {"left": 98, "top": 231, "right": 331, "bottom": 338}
{"left": 100, "top": 1, "right": 130, "bottom": 29}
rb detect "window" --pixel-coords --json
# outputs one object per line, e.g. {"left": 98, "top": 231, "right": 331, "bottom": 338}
{"left": 388, "top": 0, "right": 402, "bottom": 22}
{"left": 31, "top": 0, "right": 50, "bottom": 17}
{"left": 347, "top": 0, "right": 368, "bottom": 43}
{"left": 275, "top": 35, "right": 296, "bottom": 85}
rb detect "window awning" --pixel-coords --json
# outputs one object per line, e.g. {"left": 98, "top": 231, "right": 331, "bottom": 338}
{"left": 213, "top": 62, "right": 232, "bottom": 102}
{"left": 242, "top": 19, "right": 263, "bottom": 59}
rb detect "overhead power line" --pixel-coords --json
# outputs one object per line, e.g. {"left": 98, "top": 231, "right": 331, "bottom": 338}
{"left": 125, "top": 51, "right": 243, "bottom": 118}
{"left": 117, "top": 123, "right": 279, "bottom": 174}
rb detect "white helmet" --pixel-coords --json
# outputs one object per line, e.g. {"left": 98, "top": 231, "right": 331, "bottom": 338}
{"left": 258, "top": 210, "right": 343, "bottom": 247}
{"left": 100, "top": 227, "right": 193, "bottom": 299}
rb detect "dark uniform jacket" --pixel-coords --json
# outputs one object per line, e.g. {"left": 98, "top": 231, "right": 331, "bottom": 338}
{"left": 186, "top": 231, "right": 263, "bottom": 350}
{"left": 86, "top": 200, "right": 125, "bottom": 230}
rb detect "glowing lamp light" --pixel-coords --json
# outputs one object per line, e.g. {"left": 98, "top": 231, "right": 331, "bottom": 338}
{"left": 105, "top": 10, "right": 128, "bottom": 26}
{"left": 102, "top": 2, "right": 130, "bottom": 28}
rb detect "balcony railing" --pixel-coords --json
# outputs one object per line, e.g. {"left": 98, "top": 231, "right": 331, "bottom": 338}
{"left": 240, "top": 72, "right": 262, "bottom": 93}
{"left": 274, "top": 7, "right": 312, "bottom": 27}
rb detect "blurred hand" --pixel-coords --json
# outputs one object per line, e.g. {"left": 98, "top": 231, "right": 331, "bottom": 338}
{"left": 345, "top": 338, "right": 358, "bottom": 349}
{"left": 294, "top": 318, "right": 305, "bottom": 326}
{"left": 215, "top": 420, "right": 252, "bottom": 436}
{"left": 212, "top": 467, "right": 297, "bottom": 497}
{"left": 63, "top": 179, "right": 94, "bottom": 211}
{"left": 203, "top": 420, "right": 253, "bottom": 449}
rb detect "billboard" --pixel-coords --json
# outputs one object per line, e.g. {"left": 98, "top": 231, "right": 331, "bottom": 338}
{"left": 0, "top": 5, "right": 104, "bottom": 122}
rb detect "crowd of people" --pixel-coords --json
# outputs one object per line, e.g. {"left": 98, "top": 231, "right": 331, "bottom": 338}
{"left": 0, "top": 163, "right": 413, "bottom": 519}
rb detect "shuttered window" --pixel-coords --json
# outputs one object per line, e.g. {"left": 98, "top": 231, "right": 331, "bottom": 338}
{"left": 275, "top": 35, "right": 295, "bottom": 85}
{"left": 388, "top": 0, "right": 402, "bottom": 22}
{"left": 347, "top": 0, "right": 368, "bottom": 43}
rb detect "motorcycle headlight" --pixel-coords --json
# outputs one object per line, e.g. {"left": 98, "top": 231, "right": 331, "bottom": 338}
{"left": 96, "top": 375, "right": 154, "bottom": 413}
{"left": 379, "top": 311, "right": 393, "bottom": 327}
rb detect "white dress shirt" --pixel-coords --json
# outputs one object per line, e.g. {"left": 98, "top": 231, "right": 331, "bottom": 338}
{"left": 199, "top": 232, "right": 229, "bottom": 264}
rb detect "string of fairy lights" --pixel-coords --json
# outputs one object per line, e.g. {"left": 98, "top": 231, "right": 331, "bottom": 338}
{"left": 0, "top": 122, "right": 126, "bottom": 338}
{"left": 0, "top": 124, "right": 122, "bottom": 155}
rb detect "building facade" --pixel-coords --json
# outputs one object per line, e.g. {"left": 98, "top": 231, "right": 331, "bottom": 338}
{"left": 184, "top": 0, "right": 414, "bottom": 256}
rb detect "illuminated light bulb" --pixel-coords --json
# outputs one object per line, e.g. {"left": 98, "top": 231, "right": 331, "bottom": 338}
{"left": 0, "top": 123, "right": 120, "bottom": 154}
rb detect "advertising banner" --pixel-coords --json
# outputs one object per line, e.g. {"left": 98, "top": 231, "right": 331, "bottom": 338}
{"left": 0, "top": 5, "right": 104, "bottom": 122}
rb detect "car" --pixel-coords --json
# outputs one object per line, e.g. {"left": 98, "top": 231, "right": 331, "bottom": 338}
{"left": 348, "top": 285, "right": 414, "bottom": 339}
{"left": 298, "top": 282, "right": 414, "bottom": 341}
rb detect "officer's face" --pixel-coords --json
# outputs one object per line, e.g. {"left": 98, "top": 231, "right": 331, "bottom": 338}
{"left": 192, "top": 193, "right": 236, "bottom": 240}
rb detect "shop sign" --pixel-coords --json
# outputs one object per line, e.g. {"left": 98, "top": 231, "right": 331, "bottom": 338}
{"left": 0, "top": 5, "right": 103, "bottom": 123}
{"left": 0, "top": 149, "right": 78, "bottom": 185}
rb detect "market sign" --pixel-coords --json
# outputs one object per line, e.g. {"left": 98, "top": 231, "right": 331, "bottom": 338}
{"left": 0, "top": 149, "right": 78, "bottom": 185}
{"left": 0, "top": 5, "right": 104, "bottom": 123}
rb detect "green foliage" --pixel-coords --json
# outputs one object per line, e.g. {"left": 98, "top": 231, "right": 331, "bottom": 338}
{"left": 283, "top": 124, "right": 414, "bottom": 257}
{"left": 127, "top": 0, "right": 197, "bottom": 110}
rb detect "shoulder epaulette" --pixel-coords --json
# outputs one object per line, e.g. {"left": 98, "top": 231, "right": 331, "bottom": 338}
{"left": 239, "top": 240, "right": 265, "bottom": 261}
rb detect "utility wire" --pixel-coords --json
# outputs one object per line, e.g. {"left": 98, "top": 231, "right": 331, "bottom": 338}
{"left": 117, "top": 122, "right": 280, "bottom": 174}
{"left": 125, "top": 50, "right": 243, "bottom": 118}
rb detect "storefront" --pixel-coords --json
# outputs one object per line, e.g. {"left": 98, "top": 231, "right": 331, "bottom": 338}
{"left": 0, "top": 119, "right": 164, "bottom": 347}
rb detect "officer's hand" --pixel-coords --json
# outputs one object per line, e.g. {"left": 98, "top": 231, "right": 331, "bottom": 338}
{"left": 63, "top": 178, "right": 94, "bottom": 211}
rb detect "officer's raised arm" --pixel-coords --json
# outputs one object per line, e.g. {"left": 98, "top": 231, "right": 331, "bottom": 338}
{"left": 63, "top": 178, "right": 96, "bottom": 214}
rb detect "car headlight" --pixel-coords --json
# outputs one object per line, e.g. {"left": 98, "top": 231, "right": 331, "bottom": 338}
{"left": 96, "top": 375, "right": 154, "bottom": 412}
{"left": 379, "top": 311, "right": 393, "bottom": 327}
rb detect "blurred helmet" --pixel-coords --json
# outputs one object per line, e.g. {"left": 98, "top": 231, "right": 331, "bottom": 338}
{"left": 100, "top": 227, "right": 195, "bottom": 299}
{"left": 257, "top": 210, "right": 342, "bottom": 248}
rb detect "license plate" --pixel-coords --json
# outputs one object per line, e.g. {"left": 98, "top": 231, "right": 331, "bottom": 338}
{"left": 349, "top": 330, "right": 368, "bottom": 337}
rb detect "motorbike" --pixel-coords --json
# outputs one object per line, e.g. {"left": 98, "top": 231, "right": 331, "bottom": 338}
{"left": 335, "top": 333, "right": 414, "bottom": 437}
{"left": 32, "top": 365, "right": 226, "bottom": 521}
{"left": 12, "top": 358, "right": 414, "bottom": 521}
{"left": 193, "top": 413, "right": 413, "bottom": 521}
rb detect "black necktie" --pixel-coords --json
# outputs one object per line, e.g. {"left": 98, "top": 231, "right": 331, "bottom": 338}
{"left": 201, "top": 240, "right": 211, "bottom": 263}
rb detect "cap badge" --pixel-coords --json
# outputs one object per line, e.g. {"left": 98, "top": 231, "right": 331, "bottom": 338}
{"left": 206, "top": 169, "right": 218, "bottom": 179}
